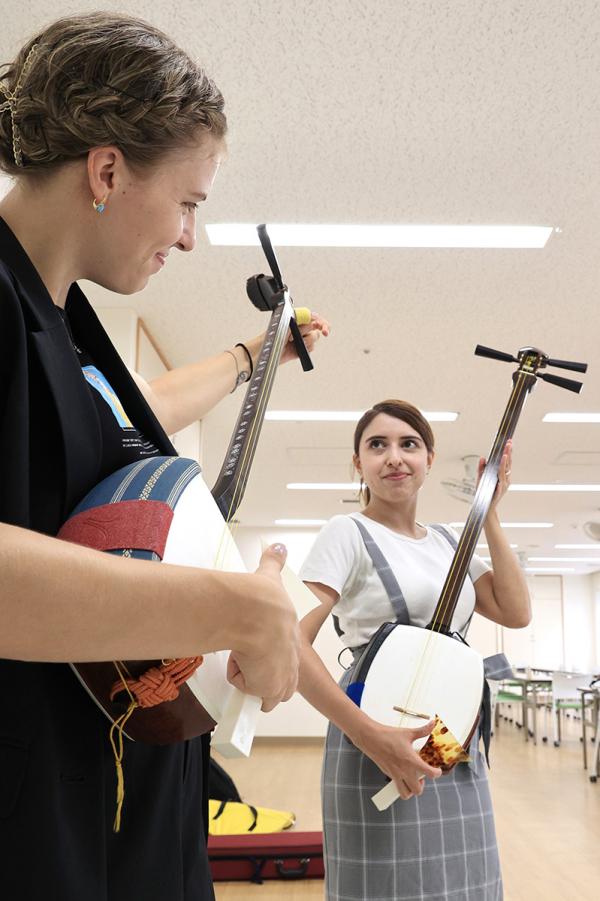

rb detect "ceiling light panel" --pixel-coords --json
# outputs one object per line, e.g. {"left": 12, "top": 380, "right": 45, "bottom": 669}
{"left": 267, "top": 410, "right": 458, "bottom": 422}
{"left": 206, "top": 223, "right": 553, "bottom": 248}
{"left": 274, "top": 519, "right": 327, "bottom": 526}
{"left": 287, "top": 483, "right": 358, "bottom": 490}
{"left": 528, "top": 557, "right": 600, "bottom": 563}
{"left": 510, "top": 484, "right": 600, "bottom": 492}
{"left": 450, "top": 522, "right": 554, "bottom": 528}
{"left": 555, "top": 544, "right": 600, "bottom": 549}
{"left": 543, "top": 413, "right": 600, "bottom": 423}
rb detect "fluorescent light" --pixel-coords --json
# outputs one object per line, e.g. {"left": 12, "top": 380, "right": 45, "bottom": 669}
{"left": 450, "top": 522, "right": 554, "bottom": 529}
{"left": 274, "top": 519, "right": 327, "bottom": 527}
{"left": 266, "top": 410, "right": 458, "bottom": 422}
{"left": 510, "top": 484, "right": 600, "bottom": 492}
{"left": 287, "top": 483, "right": 358, "bottom": 490}
{"left": 528, "top": 557, "right": 600, "bottom": 563}
{"left": 543, "top": 413, "right": 600, "bottom": 423}
{"left": 525, "top": 567, "right": 575, "bottom": 573}
{"left": 268, "top": 411, "right": 361, "bottom": 422}
{"left": 555, "top": 544, "right": 600, "bottom": 549}
{"left": 205, "top": 223, "right": 553, "bottom": 249}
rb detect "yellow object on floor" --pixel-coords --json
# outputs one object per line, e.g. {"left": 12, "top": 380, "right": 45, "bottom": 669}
{"left": 208, "top": 799, "right": 296, "bottom": 836}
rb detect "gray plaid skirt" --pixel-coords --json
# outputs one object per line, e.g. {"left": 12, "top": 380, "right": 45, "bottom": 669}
{"left": 321, "top": 669, "right": 503, "bottom": 901}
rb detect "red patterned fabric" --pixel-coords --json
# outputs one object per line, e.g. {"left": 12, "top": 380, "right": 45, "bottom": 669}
{"left": 58, "top": 499, "right": 174, "bottom": 558}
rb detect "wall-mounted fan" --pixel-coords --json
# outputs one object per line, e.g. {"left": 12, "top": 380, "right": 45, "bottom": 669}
{"left": 583, "top": 521, "right": 600, "bottom": 541}
{"left": 441, "top": 455, "right": 480, "bottom": 503}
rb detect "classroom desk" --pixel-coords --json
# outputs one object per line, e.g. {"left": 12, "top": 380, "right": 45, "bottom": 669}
{"left": 505, "top": 676, "right": 551, "bottom": 745}
{"left": 577, "top": 685, "right": 600, "bottom": 779}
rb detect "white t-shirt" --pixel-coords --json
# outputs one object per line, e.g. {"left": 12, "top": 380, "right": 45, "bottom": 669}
{"left": 299, "top": 512, "right": 491, "bottom": 649}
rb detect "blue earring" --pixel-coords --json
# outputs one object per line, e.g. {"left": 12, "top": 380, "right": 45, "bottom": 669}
{"left": 92, "top": 196, "right": 107, "bottom": 213}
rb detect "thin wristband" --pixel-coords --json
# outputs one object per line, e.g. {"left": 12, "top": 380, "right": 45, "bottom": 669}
{"left": 235, "top": 342, "right": 254, "bottom": 376}
{"left": 224, "top": 348, "right": 249, "bottom": 393}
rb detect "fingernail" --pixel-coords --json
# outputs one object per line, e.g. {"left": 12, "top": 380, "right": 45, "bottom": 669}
{"left": 271, "top": 543, "right": 286, "bottom": 555}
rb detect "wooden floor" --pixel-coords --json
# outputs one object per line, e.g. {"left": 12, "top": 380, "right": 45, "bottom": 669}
{"left": 213, "top": 716, "right": 600, "bottom": 900}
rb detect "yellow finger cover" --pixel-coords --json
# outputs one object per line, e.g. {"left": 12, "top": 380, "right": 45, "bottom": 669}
{"left": 294, "top": 307, "right": 311, "bottom": 326}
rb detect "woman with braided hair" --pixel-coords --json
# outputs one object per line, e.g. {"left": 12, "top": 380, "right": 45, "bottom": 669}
{"left": 0, "top": 13, "right": 328, "bottom": 899}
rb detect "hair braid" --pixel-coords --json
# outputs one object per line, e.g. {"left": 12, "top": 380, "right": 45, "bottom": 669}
{"left": 0, "top": 12, "right": 226, "bottom": 176}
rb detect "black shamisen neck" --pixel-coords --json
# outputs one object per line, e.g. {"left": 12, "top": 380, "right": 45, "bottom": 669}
{"left": 211, "top": 292, "right": 292, "bottom": 520}
{"left": 427, "top": 349, "right": 542, "bottom": 634}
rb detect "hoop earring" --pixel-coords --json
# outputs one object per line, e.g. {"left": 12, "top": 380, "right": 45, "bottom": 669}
{"left": 92, "top": 196, "right": 108, "bottom": 213}
{"left": 359, "top": 478, "right": 367, "bottom": 505}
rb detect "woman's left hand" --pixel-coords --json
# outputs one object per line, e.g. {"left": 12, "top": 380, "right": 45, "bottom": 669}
{"left": 279, "top": 310, "right": 330, "bottom": 365}
{"left": 478, "top": 438, "right": 512, "bottom": 513}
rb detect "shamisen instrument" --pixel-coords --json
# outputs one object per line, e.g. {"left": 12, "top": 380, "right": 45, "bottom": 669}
{"left": 59, "top": 225, "right": 312, "bottom": 755}
{"left": 346, "top": 345, "right": 587, "bottom": 810}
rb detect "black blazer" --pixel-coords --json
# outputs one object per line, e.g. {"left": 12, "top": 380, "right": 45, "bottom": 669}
{"left": 0, "top": 216, "right": 176, "bottom": 534}
{"left": 0, "top": 217, "right": 212, "bottom": 901}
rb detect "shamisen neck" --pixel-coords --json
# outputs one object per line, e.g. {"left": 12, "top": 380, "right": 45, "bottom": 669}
{"left": 211, "top": 294, "right": 292, "bottom": 521}
{"left": 427, "top": 364, "right": 537, "bottom": 634}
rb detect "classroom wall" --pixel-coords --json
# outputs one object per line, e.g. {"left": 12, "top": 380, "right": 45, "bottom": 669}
{"left": 592, "top": 572, "right": 600, "bottom": 673}
{"left": 499, "top": 573, "right": 597, "bottom": 674}
{"left": 97, "top": 307, "right": 202, "bottom": 461}
{"left": 234, "top": 527, "right": 343, "bottom": 737}
{"left": 562, "top": 574, "right": 596, "bottom": 673}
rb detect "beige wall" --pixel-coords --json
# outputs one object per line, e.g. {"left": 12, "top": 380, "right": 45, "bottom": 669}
{"left": 96, "top": 306, "right": 202, "bottom": 462}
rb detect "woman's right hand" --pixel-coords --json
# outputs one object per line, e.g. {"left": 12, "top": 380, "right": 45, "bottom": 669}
{"left": 226, "top": 543, "right": 300, "bottom": 712}
{"left": 355, "top": 719, "right": 442, "bottom": 799}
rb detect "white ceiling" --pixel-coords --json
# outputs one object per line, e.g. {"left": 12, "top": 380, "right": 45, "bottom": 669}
{"left": 3, "top": 1, "right": 600, "bottom": 572}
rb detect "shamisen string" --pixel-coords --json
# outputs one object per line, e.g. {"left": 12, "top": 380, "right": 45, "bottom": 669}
{"left": 213, "top": 301, "right": 311, "bottom": 569}
{"left": 386, "top": 363, "right": 533, "bottom": 749}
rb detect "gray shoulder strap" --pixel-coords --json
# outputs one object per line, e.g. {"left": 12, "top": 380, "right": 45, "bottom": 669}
{"left": 483, "top": 653, "right": 514, "bottom": 681}
{"left": 429, "top": 522, "right": 458, "bottom": 550}
{"left": 351, "top": 517, "right": 410, "bottom": 625}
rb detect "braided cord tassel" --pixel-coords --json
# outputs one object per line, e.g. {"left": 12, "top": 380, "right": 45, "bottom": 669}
{"left": 107, "top": 656, "right": 203, "bottom": 832}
